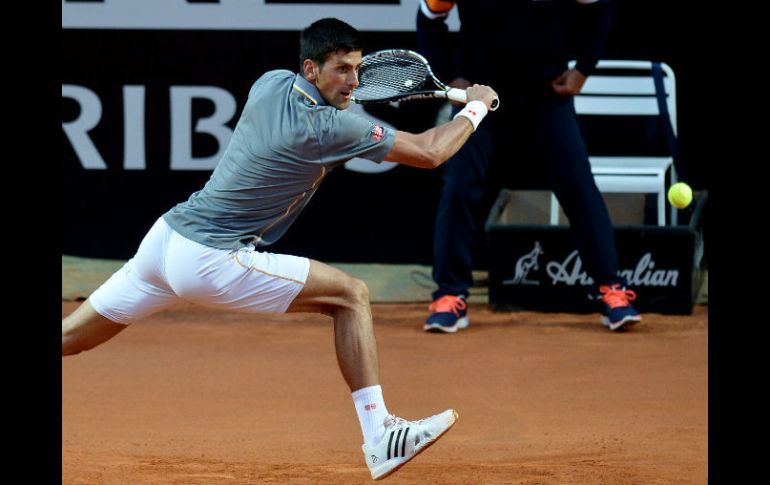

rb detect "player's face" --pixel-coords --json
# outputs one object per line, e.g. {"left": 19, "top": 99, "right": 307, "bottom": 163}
{"left": 312, "top": 50, "right": 362, "bottom": 109}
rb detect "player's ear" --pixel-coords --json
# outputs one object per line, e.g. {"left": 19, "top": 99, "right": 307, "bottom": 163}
{"left": 303, "top": 59, "right": 318, "bottom": 82}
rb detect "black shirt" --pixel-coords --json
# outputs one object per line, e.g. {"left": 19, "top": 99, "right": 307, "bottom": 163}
{"left": 417, "top": 0, "right": 611, "bottom": 99}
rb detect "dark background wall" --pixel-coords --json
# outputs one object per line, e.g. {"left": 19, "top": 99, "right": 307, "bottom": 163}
{"left": 61, "top": 0, "right": 708, "bottom": 263}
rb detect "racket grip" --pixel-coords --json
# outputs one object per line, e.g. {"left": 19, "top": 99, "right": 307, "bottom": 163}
{"left": 445, "top": 88, "right": 468, "bottom": 104}
{"left": 447, "top": 88, "right": 500, "bottom": 112}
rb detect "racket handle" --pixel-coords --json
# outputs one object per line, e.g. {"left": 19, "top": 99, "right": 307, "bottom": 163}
{"left": 445, "top": 88, "right": 468, "bottom": 104}
{"left": 446, "top": 88, "right": 500, "bottom": 111}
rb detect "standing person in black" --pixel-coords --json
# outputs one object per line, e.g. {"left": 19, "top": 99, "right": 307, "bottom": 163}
{"left": 417, "top": 0, "right": 641, "bottom": 333}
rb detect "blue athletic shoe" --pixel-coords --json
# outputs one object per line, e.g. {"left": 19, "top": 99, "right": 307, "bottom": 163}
{"left": 598, "top": 283, "right": 642, "bottom": 331}
{"left": 424, "top": 295, "right": 469, "bottom": 333}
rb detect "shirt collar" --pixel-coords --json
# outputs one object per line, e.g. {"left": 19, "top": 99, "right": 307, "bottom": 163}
{"left": 292, "top": 74, "right": 328, "bottom": 106}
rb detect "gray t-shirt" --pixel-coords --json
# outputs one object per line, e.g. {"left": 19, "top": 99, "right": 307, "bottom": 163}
{"left": 163, "top": 71, "right": 396, "bottom": 250}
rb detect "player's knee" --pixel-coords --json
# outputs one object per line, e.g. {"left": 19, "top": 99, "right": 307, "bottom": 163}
{"left": 349, "top": 277, "right": 370, "bottom": 305}
{"left": 342, "top": 276, "right": 370, "bottom": 310}
{"left": 61, "top": 333, "right": 88, "bottom": 356}
{"left": 61, "top": 313, "right": 126, "bottom": 356}
{"left": 61, "top": 322, "right": 98, "bottom": 356}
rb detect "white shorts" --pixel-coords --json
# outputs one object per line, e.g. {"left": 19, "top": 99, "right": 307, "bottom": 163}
{"left": 89, "top": 217, "right": 310, "bottom": 325}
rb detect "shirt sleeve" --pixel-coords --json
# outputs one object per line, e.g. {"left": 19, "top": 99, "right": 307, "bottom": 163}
{"left": 571, "top": 0, "right": 612, "bottom": 77}
{"left": 317, "top": 108, "right": 396, "bottom": 165}
{"left": 416, "top": 0, "right": 458, "bottom": 82}
{"left": 419, "top": 0, "right": 456, "bottom": 19}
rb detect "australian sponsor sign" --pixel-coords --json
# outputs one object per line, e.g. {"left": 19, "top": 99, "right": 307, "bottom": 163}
{"left": 504, "top": 242, "right": 680, "bottom": 288}
{"left": 486, "top": 225, "right": 703, "bottom": 315}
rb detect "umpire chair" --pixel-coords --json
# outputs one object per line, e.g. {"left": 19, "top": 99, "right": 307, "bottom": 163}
{"left": 550, "top": 60, "right": 678, "bottom": 226}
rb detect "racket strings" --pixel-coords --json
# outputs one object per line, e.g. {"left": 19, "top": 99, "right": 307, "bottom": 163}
{"left": 354, "top": 56, "right": 429, "bottom": 100}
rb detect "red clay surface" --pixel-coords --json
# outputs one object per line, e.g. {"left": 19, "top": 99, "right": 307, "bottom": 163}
{"left": 62, "top": 301, "right": 707, "bottom": 484}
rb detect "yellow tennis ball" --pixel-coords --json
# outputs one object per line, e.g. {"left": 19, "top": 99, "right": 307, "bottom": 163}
{"left": 668, "top": 182, "right": 693, "bottom": 209}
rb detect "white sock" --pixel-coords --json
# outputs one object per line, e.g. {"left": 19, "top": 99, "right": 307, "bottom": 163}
{"left": 352, "top": 384, "right": 389, "bottom": 446}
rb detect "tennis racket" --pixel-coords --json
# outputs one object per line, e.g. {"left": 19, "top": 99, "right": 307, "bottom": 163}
{"left": 352, "top": 49, "right": 499, "bottom": 111}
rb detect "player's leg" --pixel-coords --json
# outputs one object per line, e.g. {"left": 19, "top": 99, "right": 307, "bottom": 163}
{"left": 167, "top": 245, "right": 377, "bottom": 390}
{"left": 286, "top": 260, "right": 378, "bottom": 391}
{"left": 286, "top": 260, "right": 457, "bottom": 480}
{"left": 286, "top": 260, "right": 385, "bottom": 445}
{"left": 62, "top": 300, "right": 127, "bottom": 356}
{"left": 169, "top": 243, "right": 458, "bottom": 479}
{"left": 189, "top": 248, "right": 384, "bottom": 429}
{"left": 62, "top": 218, "right": 181, "bottom": 356}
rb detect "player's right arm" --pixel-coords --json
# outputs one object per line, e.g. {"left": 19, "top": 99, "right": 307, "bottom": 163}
{"left": 386, "top": 120, "right": 472, "bottom": 169}
{"left": 385, "top": 84, "right": 498, "bottom": 169}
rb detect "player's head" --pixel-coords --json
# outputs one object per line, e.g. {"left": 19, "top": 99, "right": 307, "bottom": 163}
{"left": 299, "top": 18, "right": 362, "bottom": 71}
{"left": 300, "top": 18, "right": 363, "bottom": 109}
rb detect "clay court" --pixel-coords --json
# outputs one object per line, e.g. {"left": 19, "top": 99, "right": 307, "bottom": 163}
{"left": 62, "top": 301, "right": 707, "bottom": 484}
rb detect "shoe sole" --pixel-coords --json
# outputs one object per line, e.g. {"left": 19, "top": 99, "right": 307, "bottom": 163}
{"left": 423, "top": 317, "right": 469, "bottom": 334}
{"left": 372, "top": 410, "right": 459, "bottom": 481}
{"left": 602, "top": 315, "right": 642, "bottom": 331}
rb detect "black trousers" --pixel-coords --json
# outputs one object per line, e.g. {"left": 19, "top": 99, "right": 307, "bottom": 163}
{"left": 432, "top": 92, "right": 626, "bottom": 299}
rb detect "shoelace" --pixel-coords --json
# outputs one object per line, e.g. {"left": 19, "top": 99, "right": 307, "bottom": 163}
{"left": 384, "top": 414, "right": 409, "bottom": 429}
{"left": 599, "top": 284, "right": 637, "bottom": 309}
{"left": 428, "top": 295, "right": 467, "bottom": 316}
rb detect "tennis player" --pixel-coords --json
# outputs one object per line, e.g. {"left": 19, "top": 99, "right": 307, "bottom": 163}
{"left": 62, "top": 17, "right": 497, "bottom": 480}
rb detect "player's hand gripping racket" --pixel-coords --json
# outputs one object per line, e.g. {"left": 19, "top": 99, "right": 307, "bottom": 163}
{"left": 352, "top": 49, "right": 500, "bottom": 111}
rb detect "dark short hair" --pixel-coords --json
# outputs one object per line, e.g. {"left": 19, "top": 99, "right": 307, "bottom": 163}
{"left": 299, "top": 18, "right": 363, "bottom": 71}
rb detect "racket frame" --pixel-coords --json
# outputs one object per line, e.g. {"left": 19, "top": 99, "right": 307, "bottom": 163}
{"left": 352, "top": 49, "right": 466, "bottom": 104}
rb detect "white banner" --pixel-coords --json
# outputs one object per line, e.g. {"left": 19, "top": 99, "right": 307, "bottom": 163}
{"left": 61, "top": 0, "right": 460, "bottom": 31}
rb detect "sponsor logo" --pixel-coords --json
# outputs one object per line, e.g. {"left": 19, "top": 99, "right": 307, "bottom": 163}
{"left": 364, "top": 403, "right": 377, "bottom": 411}
{"left": 502, "top": 241, "right": 543, "bottom": 286}
{"left": 503, "top": 243, "right": 680, "bottom": 288}
{"left": 371, "top": 125, "right": 384, "bottom": 142}
{"left": 344, "top": 103, "right": 397, "bottom": 173}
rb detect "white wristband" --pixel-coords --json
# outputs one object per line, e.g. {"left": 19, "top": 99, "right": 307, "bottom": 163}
{"left": 453, "top": 100, "right": 488, "bottom": 131}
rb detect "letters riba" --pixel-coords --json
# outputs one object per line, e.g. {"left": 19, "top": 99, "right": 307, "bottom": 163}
{"left": 61, "top": 84, "right": 397, "bottom": 174}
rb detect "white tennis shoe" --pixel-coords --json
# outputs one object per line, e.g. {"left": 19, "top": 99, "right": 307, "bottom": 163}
{"left": 362, "top": 409, "right": 458, "bottom": 480}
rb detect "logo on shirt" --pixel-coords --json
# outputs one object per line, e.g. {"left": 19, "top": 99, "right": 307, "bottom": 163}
{"left": 371, "top": 125, "right": 384, "bottom": 142}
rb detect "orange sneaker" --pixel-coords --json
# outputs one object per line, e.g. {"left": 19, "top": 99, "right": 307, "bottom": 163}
{"left": 599, "top": 283, "right": 642, "bottom": 331}
{"left": 424, "top": 295, "right": 468, "bottom": 333}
